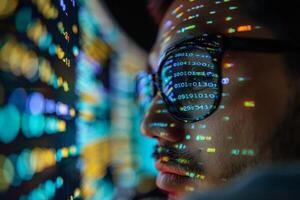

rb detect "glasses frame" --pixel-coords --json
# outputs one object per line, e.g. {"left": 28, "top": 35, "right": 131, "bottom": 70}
{"left": 138, "top": 34, "right": 300, "bottom": 123}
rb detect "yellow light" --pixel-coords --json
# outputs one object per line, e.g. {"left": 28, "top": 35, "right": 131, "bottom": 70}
{"left": 0, "top": 154, "right": 14, "bottom": 192}
{"left": 74, "top": 188, "right": 81, "bottom": 197}
{"left": 57, "top": 77, "right": 63, "bottom": 86}
{"left": 80, "top": 111, "right": 95, "bottom": 121}
{"left": 196, "top": 174, "right": 206, "bottom": 180}
{"left": 58, "top": 120, "right": 66, "bottom": 132}
{"left": 21, "top": 51, "right": 38, "bottom": 79}
{"left": 70, "top": 108, "right": 76, "bottom": 117}
{"left": 39, "top": 59, "right": 52, "bottom": 83}
{"left": 172, "top": 4, "right": 183, "bottom": 15}
{"left": 63, "top": 81, "right": 69, "bottom": 92}
{"left": 81, "top": 93, "right": 98, "bottom": 104}
{"left": 81, "top": 140, "right": 110, "bottom": 180}
{"left": 0, "top": 0, "right": 18, "bottom": 18}
{"left": 176, "top": 12, "right": 184, "bottom": 18}
{"left": 185, "top": 186, "right": 195, "bottom": 192}
{"left": 244, "top": 100, "right": 255, "bottom": 108}
{"left": 31, "top": 0, "right": 58, "bottom": 19}
{"left": 61, "top": 148, "right": 69, "bottom": 158}
{"left": 31, "top": 148, "right": 56, "bottom": 173}
{"left": 161, "top": 156, "right": 170, "bottom": 162}
{"left": 207, "top": 148, "right": 216, "bottom": 153}
{"left": 56, "top": 46, "right": 65, "bottom": 59}
{"left": 224, "top": 63, "right": 234, "bottom": 69}
{"left": 82, "top": 181, "right": 96, "bottom": 198}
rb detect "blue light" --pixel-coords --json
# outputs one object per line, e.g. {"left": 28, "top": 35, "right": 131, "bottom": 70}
{"left": 45, "top": 117, "right": 58, "bottom": 134}
{"left": 48, "top": 44, "right": 56, "bottom": 56}
{"left": 27, "top": 92, "right": 44, "bottom": 115}
{"left": 38, "top": 33, "right": 52, "bottom": 50}
{"left": 9, "top": 88, "right": 27, "bottom": 112}
{"left": 56, "top": 102, "right": 68, "bottom": 116}
{"left": 15, "top": 7, "right": 32, "bottom": 33}
{"left": 73, "top": 46, "right": 79, "bottom": 57}
{"left": 22, "top": 113, "right": 45, "bottom": 138}
{"left": 55, "top": 177, "right": 63, "bottom": 188}
{"left": 17, "top": 149, "right": 33, "bottom": 181}
{"left": 43, "top": 180, "right": 56, "bottom": 199}
{"left": 44, "top": 99, "right": 56, "bottom": 114}
{"left": 0, "top": 104, "right": 21, "bottom": 143}
{"left": 9, "top": 154, "right": 22, "bottom": 187}
{"left": 55, "top": 150, "right": 62, "bottom": 162}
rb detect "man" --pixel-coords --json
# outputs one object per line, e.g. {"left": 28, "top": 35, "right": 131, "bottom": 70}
{"left": 136, "top": 0, "right": 300, "bottom": 199}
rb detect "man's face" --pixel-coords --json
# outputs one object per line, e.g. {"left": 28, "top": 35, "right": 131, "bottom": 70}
{"left": 141, "top": 0, "right": 292, "bottom": 199}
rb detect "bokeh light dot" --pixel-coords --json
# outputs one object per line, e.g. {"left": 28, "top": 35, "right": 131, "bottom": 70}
{"left": 27, "top": 92, "right": 44, "bottom": 115}
{"left": 0, "top": 104, "right": 20, "bottom": 143}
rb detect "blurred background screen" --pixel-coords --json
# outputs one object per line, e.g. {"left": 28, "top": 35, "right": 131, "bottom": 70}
{"left": 0, "top": 0, "right": 162, "bottom": 199}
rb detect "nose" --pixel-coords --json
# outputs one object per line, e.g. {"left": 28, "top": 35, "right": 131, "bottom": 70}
{"left": 141, "top": 93, "right": 185, "bottom": 143}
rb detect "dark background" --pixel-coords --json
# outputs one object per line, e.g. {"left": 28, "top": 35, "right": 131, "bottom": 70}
{"left": 102, "top": 0, "right": 158, "bottom": 51}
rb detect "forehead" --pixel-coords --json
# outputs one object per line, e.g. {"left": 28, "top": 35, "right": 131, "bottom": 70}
{"left": 149, "top": 0, "right": 274, "bottom": 71}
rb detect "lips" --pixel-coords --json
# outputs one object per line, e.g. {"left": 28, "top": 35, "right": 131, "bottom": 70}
{"left": 155, "top": 159, "right": 199, "bottom": 197}
{"left": 153, "top": 145, "right": 205, "bottom": 197}
{"left": 155, "top": 159, "right": 187, "bottom": 176}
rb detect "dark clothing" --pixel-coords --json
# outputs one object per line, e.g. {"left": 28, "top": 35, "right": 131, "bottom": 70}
{"left": 186, "top": 163, "right": 300, "bottom": 200}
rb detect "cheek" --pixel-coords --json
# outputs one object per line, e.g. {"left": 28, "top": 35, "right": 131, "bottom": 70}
{"left": 190, "top": 52, "right": 290, "bottom": 180}
{"left": 187, "top": 55, "right": 262, "bottom": 178}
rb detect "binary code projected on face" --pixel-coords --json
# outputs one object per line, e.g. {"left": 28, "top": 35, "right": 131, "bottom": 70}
{"left": 159, "top": 45, "right": 220, "bottom": 121}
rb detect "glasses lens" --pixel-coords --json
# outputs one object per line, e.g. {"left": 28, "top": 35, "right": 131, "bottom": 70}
{"left": 159, "top": 45, "right": 221, "bottom": 122}
{"left": 136, "top": 72, "right": 155, "bottom": 112}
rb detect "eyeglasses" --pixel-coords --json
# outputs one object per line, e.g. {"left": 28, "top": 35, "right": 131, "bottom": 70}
{"left": 136, "top": 34, "right": 300, "bottom": 123}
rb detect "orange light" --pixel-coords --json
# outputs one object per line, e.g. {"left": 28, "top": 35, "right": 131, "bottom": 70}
{"left": 237, "top": 25, "right": 252, "bottom": 32}
{"left": 224, "top": 63, "right": 234, "bottom": 69}
{"left": 161, "top": 156, "right": 170, "bottom": 162}
{"left": 72, "top": 25, "right": 78, "bottom": 34}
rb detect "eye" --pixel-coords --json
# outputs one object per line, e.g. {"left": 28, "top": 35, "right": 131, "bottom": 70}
{"left": 158, "top": 44, "right": 222, "bottom": 122}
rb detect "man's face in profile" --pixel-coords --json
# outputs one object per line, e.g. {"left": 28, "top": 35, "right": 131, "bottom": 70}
{"left": 140, "top": 0, "right": 294, "bottom": 199}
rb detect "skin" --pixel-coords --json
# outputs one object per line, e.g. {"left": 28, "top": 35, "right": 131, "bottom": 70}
{"left": 141, "top": 0, "right": 294, "bottom": 199}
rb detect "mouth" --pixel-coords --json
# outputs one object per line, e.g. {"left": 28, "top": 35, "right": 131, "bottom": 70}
{"left": 155, "top": 159, "right": 187, "bottom": 176}
{"left": 153, "top": 145, "right": 205, "bottom": 196}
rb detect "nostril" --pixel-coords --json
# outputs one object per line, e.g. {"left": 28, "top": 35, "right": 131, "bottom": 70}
{"left": 140, "top": 93, "right": 185, "bottom": 142}
{"left": 145, "top": 126, "right": 184, "bottom": 143}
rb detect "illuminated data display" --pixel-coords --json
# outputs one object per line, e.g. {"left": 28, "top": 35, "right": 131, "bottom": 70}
{"left": 76, "top": 2, "right": 113, "bottom": 199}
{"left": 1, "top": 0, "right": 155, "bottom": 200}
{"left": 0, "top": 0, "right": 80, "bottom": 199}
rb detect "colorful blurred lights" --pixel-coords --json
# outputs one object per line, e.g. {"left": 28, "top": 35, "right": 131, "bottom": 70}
{"left": 244, "top": 100, "right": 256, "bottom": 108}
{"left": 28, "top": 92, "right": 45, "bottom": 115}
{"left": 0, "top": 155, "right": 14, "bottom": 192}
{"left": 0, "top": 104, "right": 20, "bottom": 143}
